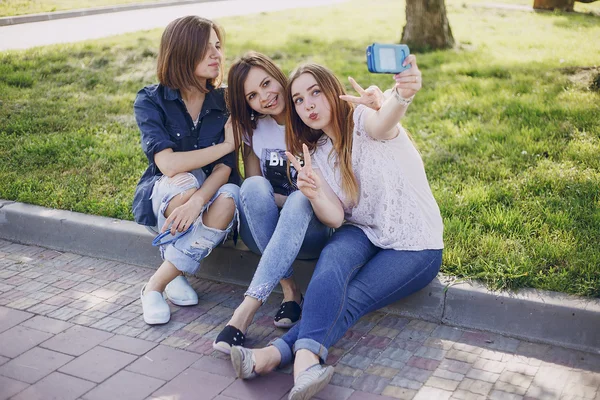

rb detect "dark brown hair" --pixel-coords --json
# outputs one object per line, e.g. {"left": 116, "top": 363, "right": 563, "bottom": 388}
{"left": 285, "top": 64, "right": 359, "bottom": 206}
{"left": 157, "top": 16, "right": 224, "bottom": 93}
{"left": 226, "top": 52, "right": 288, "bottom": 178}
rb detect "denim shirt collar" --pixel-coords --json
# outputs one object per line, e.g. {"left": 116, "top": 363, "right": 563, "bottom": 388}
{"left": 162, "top": 84, "right": 224, "bottom": 111}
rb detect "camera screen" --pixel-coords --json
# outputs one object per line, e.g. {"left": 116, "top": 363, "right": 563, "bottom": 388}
{"left": 379, "top": 48, "right": 397, "bottom": 70}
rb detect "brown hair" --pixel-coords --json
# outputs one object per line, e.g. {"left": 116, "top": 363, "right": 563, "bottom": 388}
{"left": 285, "top": 64, "right": 359, "bottom": 206}
{"left": 226, "top": 52, "right": 288, "bottom": 178}
{"left": 157, "top": 16, "right": 224, "bottom": 93}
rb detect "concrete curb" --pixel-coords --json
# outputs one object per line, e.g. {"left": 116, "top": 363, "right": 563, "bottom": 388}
{"left": 0, "top": 200, "right": 598, "bottom": 354}
{"left": 0, "top": 0, "right": 221, "bottom": 26}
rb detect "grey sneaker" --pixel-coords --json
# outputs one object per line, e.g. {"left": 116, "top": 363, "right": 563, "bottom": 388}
{"left": 288, "top": 364, "right": 334, "bottom": 400}
{"left": 230, "top": 346, "right": 257, "bottom": 380}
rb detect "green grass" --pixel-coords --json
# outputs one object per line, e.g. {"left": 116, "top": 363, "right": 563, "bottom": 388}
{"left": 1, "top": 0, "right": 599, "bottom": 296}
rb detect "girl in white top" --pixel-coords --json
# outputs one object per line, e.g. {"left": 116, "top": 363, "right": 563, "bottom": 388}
{"left": 228, "top": 57, "right": 443, "bottom": 400}
{"left": 213, "top": 52, "right": 331, "bottom": 354}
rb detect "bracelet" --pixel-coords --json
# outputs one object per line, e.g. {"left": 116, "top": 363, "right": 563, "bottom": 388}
{"left": 393, "top": 88, "right": 414, "bottom": 106}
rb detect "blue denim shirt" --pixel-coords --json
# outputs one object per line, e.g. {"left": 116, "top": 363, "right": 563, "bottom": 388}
{"left": 132, "top": 83, "right": 239, "bottom": 227}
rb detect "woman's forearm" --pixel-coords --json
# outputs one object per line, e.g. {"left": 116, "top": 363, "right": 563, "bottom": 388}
{"left": 364, "top": 89, "right": 410, "bottom": 140}
{"left": 309, "top": 192, "right": 344, "bottom": 229}
{"left": 191, "top": 163, "right": 231, "bottom": 207}
{"left": 155, "top": 143, "right": 234, "bottom": 177}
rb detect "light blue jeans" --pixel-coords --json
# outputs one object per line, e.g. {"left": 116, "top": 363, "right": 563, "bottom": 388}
{"left": 150, "top": 168, "right": 239, "bottom": 274}
{"left": 239, "top": 176, "right": 332, "bottom": 303}
{"left": 270, "top": 225, "right": 442, "bottom": 366}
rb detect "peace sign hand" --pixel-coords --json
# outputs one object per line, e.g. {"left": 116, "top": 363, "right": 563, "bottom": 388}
{"left": 286, "top": 143, "right": 321, "bottom": 201}
{"left": 339, "top": 77, "right": 384, "bottom": 111}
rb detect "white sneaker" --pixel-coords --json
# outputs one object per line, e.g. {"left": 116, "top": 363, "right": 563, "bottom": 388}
{"left": 140, "top": 285, "right": 170, "bottom": 325}
{"left": 165, "top": 275, "right": 199, "bottom": 306}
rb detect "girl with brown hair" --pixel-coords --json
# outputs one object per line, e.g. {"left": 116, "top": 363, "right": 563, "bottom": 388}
{"left": 213, "top": 52, "right": 331, "bottom": 353}
{"left": 229, "top": 58, "right": 444, "bottom": 400}
{"left": 133, "top": 16, "right": 239, "bottom": 325}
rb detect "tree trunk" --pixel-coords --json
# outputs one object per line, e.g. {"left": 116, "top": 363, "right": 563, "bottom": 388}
{"left": 533, "top": 0, "right": 575, "bottom": 10}
{"left": 401, "top": 0, "right": 455, "bottom": 51}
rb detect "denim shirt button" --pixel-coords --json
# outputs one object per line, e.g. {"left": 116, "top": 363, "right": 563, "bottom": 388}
{"left": 176, "top": 133, "right": 180, "bottom": 137}
{"left": 194, "top": 145, "right": 198, "bottom": 148}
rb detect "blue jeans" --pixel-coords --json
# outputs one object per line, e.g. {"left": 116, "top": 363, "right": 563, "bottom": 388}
{"left": 150, "top": 169, "right": 239, "bottom": 274}
{"left": 271, "top": 225, "right": 442, "bottom": 366}
{"left": 239, "top": 176, "right": 332, "bottom": 303}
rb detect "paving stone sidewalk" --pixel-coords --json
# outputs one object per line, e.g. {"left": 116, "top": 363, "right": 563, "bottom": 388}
{"left": 0, "top": 239, "right": 598, "bottom": 400}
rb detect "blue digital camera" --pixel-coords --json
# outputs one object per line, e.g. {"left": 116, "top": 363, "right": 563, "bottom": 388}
{"left": 366, "top": 43, "right": 411, "bottom": 74}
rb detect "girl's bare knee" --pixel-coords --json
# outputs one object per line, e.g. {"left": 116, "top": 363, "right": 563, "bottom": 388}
{"left": 203, "top": 195, "right": 235, "bottom": 229}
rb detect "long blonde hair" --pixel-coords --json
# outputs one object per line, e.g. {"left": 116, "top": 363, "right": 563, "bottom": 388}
{"left": 285, "top": 64, "right": 359, "bottom": 206}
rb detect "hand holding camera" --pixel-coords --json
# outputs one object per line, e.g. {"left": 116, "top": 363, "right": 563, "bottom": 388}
{"left": 366, "top": 43, "right": 422, "bottom": 102}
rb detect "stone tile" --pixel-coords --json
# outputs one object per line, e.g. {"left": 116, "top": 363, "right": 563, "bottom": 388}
{"left": 431, "top": 326, "right": 464, "bottom": 341}
{"left": 59, "top": 345, "right": 137, "bottom": 383}
{"left": 0, "top": 375, "right": 29, "bottom": 400}
{"left": 152, "top": 368, "right": 234, "bottom": 399}
{"left": 19, "top": 315, "right": 73, "bottom": 334}
{"left": 0, "top": 347, "right": 73, "bottom": 383}
{"left": 0, "top": 306, "right": 32, "bottom": 333}
{"left": 445, "top": 349, "right": 478, "bottom": 364}
{"left": 381, "top": 385, "right": 418, "bottom": 400}
{"left": 11, "top": 372, "right": 95, "bottom": 400}
{"left": 453, "top": 343, "right": 484, "bottom": 355}
{"left": 83, "top": 370, "right": 164, "bottom": 400}
{"left": 190, "top": 355, "right": 237, "bottom": 378}
{"left": 414, "top": 346, "right": 446, "bottom": 361}
{"left": 347, "top": 391, "right": 398, "bottom": 400}
{"left": 0, "top": 355, "right": 7, "bottom": 366}
{"left": 492, "top": 381, "right": 528, "bottom": 396}
{"left": 359, "top": 335, "right": 393, "bottom": 349}
{"left": 473, "top": 358, "right": 506, "bottom": 374}
{"left": 423, "top": 337, "right": 454, "bottom": 351}
{"left": 7, "top": 297, "right": 41, "bottom": 310}
{"left": 413, "top": 386, "right": 452, "bottom": 400}
{"left": 314, "top": 384, "right": 355, "bottom": 400}
{"left": 353, "top": 344, "right": 386, "bottom": 359}
{"left": 0, "top": 326, "right": 53, "bottom": 358}
{"left": 222, "top": 371, "right": 292, "bottom": 400}
{"left": 100, "top": 334, "right": 157, "bottom": 355}
{"left": 370, "top": 326, "right": 401, "bottom": 339}
{"left": 40, "top": 325, "right": 113, "bottom": 356}
{"left": 488, "top": 390, "right": 524, "bottom": 400}
{"left": 340, "top": 353, "right": 375, "bottom": 370}
{"left": 396, "top": 329, "right": 430, "bottom": 343}
{"left": 407, "top": 356, "right": 440, "bottom": 371}
{"left": 46, "top": 306, "right": 84, "bottom": 321}
{"left": 126, "top": 345, "right": 200, "bottom": 380}
{"left": 458, "top": 378, "right": 493, "bottom": 396}
{"left": 424, "top": 376, "right": 460, "bottom": 392}
{"left": 90, "top": 316, "right": 128, "bottom": 332}
{"left": 433, "top": 368, "right": 465, "bottom": 381}
{"left": 450, "top": 389, "right": 487, "bottom": 400}
{"left": 136, "top": 321, "right": 186, "bottom": 342}
{"left": 25, "top": 303, "right": 61, "bottom": 315}
{"left": 389, "top": 339, "right": 422, "bottom": 352}
{"left": 407, "top": 320, "right": 437, "bottom": 333}
{"left": 365, "top": 364, "right": 402, "bottom": 379}
{"left": 351, "top": 374, "right": 392, "bottom": 395}
{"left": 498, "top": 370, "right": 534, "bottom": 388}
{"left": 112, "top": 324, "right": 147, "bottom": 338}
{"left": 376, "top": 316, "right": 410, "bottom": 331}
{"left": 466, "top": 368, "right": 500, "bottom": 383}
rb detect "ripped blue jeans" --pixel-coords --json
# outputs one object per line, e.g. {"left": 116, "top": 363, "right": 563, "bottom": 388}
{"left": 239, "top": 176, "right": 332, "bottom": 303}
{"left": 150, "top": 168, "right": 239, "bottom": 274}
